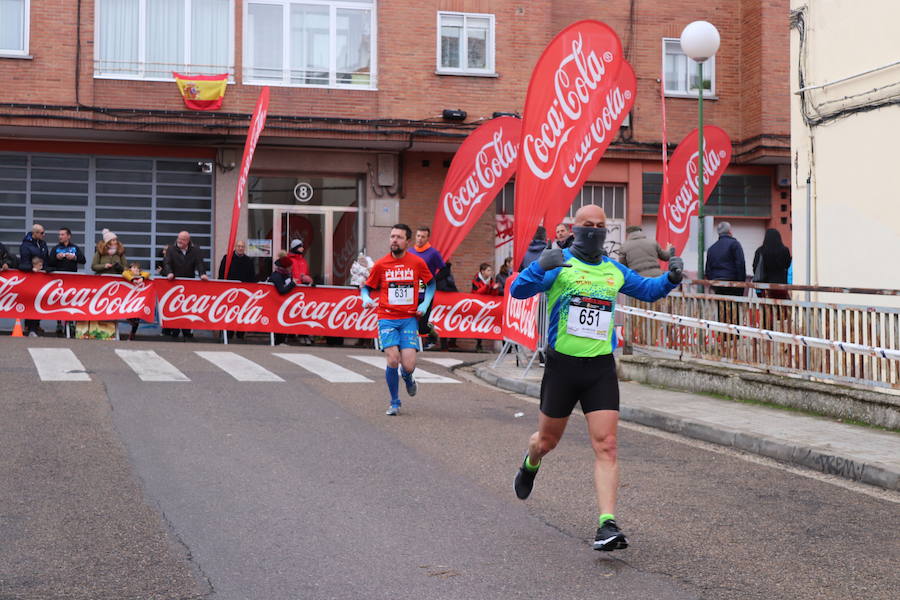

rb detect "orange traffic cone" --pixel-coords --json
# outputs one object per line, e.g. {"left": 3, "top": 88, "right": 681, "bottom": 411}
{"left": 11, "top": 319, "right": 24, "bottom": 337}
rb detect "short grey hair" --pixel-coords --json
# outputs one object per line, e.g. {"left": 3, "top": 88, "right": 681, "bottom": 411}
{"left": 716, "top": 221, "right": 731, "bottom": 235}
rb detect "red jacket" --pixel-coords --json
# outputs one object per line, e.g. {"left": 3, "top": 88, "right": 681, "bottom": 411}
{"left": 471, "top": 274, "right": 501, "bottom": 295}
{"left": 288, "top": 252, "right": 313, "bottom": 284}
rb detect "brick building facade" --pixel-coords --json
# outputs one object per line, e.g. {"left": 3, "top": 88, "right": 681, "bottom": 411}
{"left": 0, "top": 0, "right": 790, "bottom": 285}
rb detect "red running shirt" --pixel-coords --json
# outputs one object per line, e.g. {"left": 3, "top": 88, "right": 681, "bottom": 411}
{"left": 365, "top": 252, "right": 433, "bottom": 319}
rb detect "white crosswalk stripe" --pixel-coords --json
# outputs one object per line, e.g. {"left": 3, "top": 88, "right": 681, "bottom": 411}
{"left": 115, "top": 349, "right": 190, "bottom": 382}
{"left": 28, "top": 348, "right": 91, "bottom": 381}
{"left": 421, "top": 357, "right": 463, "bottom": 368}
{"left": 195, "top": 351, "right": 284, "bottom": 382}
{"left": 275, "top": 353, "right": 373, "bottom": 383}
{"left": 349, "top": 355, "right": 459, "bottom": 383}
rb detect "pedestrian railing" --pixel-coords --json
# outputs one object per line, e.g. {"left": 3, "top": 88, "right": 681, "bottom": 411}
{"left": 620, "top": 288, "right": 900, "bottom": 391}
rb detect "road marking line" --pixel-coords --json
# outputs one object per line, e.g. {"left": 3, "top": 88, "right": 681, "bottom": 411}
{"left": 421, "top": 357, "right": 463, "bottom": 368}
{"left": 275, "top": 353, "right": 373, "bottom": 383}
{"left": 115, "top": 349, "right": 190, "bottom": 382}
{"left": 195, "top": 351, "right": 284, "bottom": 382}
{"left": 28, "top": 348, "right": 91, "bottom": 381}
{"left": 349, "top": 355, "right": 459, "bottom": 383}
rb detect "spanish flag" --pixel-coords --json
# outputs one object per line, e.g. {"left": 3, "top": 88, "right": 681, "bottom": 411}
{"left": 173, "top": 72, "right": 228, "bottom": 111}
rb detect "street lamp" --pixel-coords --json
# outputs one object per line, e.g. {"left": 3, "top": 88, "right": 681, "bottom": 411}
{"left": 680, "top": 20, "right": 720, "bottom": 280}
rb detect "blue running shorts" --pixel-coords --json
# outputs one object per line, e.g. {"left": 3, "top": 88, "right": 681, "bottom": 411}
{"left": 377, "top": 317, "right": 421, "bottom": 351}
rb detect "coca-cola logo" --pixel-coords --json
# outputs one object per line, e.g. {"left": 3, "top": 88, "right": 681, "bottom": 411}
{"left": 522, "top": 34, "right": 617, "bottom": 181}
{"left": 667, "top": 146, "right": 727, "bottom": 234}
{"left": 277, "top": 291, "right": 378, "bottom": 331}
{"left": 431, "top": 297, "right": 502, "bottom": 335}
{"left": 234, "top": 91, "right": 269, "bottom": 210}
{"left": 504, "top": 295, "right": 538, "bottom": 337}
{"left": 0, "top": 274, "right": 25, "bottom": 313}
{"left": 159, "top": 284, "right": 267, "bottom": 325}
{"left": 443, "top": 128, "right": 517, "bottom": 227}
{"left": 34, "top": 279, "right": 151, "bottom": 316}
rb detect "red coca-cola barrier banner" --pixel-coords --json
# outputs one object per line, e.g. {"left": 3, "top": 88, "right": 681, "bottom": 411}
{"left": 156, "top": 279, "right": 505, "bottom": 339}
{"left": 515, "top": 20, "right": 632, "bottom": 267}
{"left": 430, "top": 116, "right": 520, "bottom": 262}
{"left": 501, "top": 273, "right": 540, "bottom": 351}
{"left": 0, "top": 272, "right": 156, "bottom": 321}
{"left": 656, "top": 126, "right": 732, "bottom": 256}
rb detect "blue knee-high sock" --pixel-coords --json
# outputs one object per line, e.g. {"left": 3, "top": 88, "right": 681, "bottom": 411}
{"left": 385, "top": 367, "right": 400, "bottom": 404}
{"left": 399, "top": 365, "right": 413, "bottom": 383}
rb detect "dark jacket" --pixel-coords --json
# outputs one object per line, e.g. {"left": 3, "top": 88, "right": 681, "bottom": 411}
{"left": 0, "top": 242, "right": 17, "bottom": 269}
{"left": 218, "top": 253, "right": 256, "bottom": 282}
{"left": 165, "top": 242, "right": 206, "bottom": 278}
{"left": 19, "top": 232, "right": 49, "bottom": 271}
{"left": 435, "top": 262, "right": 459, "bottom": 293}
{"left": 48, "top": 242, "right": 86, "bottom": 272}
{"left": 618, "top": 230, "right": 673, "bottom": 277}
{"left": 495, "top": 270, "right": 512, "bottom": 295}
{"left": 752, "top": 246, "right": 792, "bottom": 284}
{"left": 268, "top": 270, "right": 297, "bottom": 295}
{"left": 705, "top": 234, "right": 746, "bottom": 282}
{"left": 519, "top": 239, "right": 547, "bottom": 271}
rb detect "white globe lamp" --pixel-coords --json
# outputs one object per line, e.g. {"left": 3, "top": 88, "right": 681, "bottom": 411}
{"left": 679, "top": 20, "right": 720, "bottom": 62}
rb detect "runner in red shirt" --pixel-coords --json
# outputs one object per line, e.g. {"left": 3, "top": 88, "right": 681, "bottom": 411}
{"left": 361, "top": 224, "right": 435, "bottom": 415}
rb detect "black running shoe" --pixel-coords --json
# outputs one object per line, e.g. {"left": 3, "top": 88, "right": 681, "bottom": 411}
{"left": 514, "top": 457, "right": 538, "bottom": 500}
{"left": 593, "top": 519, "right": 628, "bottom": 551}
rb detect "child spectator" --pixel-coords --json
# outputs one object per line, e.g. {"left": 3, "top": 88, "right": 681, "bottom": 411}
{"left": 31, "top": 256, "right": 45, "bottom": 273}
{"left": 471, "top": 263, "right": 501, "bottom": 296}
{"left": 495, "top": 257, "right": 514, "bottom": 294}
{"left": 123, "top": 262, "right": 150, "bottom": 340}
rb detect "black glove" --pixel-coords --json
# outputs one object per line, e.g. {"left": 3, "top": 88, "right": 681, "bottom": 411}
{"left": 668, "top": 256, "right": 684, "bottom": 284}
{"left": 537, "top": 247, "right": 571, "bottom": 272}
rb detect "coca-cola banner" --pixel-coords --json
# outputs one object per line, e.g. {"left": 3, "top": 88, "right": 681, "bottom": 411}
{"left": 501, "top": 273, "right": 540, "bottom": 351}
{"left": 655, "top": 126, "right": 732, "bottom": 256}
{"left": 430, "top": 116, "right": 520, "bottom": 262}
{"left": 515, "top": 20, "right": 629, "bottom": 267}
{"left": 0, "top": 272, "right": 156, "bottom": 321}
{"left": 156, "top": 280, "right": 504, "bottom": 339}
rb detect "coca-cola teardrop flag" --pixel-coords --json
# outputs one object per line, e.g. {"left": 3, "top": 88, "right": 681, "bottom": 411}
{"left": 655, "top": 126, "right": 732, "bottom": 256}
{"left": 515, "top": 20, "right": 629, "bottom": 267}
{"left": 430, "top": 116, "right": 520, "bottom": 262}
{"left": 541, "top": 60, "right": 637, "bottom": 234}
{"left": 224, "top": 86, "right": 270, "bottom": 278}
{"left": 501, "top": 273, "right": 540, "bottom": 351}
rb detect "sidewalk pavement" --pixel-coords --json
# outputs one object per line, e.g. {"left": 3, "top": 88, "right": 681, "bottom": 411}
{"left": 474, "top": 359, "right": 900, "bottom": 492}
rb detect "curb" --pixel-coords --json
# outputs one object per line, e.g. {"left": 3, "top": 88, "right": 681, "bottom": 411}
{"left": 474, "top": 364, "right": 899, "bottom": 491}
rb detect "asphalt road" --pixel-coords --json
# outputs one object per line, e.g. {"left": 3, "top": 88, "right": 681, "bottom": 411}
{"left": 1, "top": 336, "right": 898, "bottom": 600}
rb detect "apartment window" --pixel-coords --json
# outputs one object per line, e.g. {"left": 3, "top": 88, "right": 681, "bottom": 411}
{"left": 244, "top": 0, "right": 375, "bottom": 88}
{"left": 0, "top": 0, "right": 28, "bottom": 56}
{"left": 663, "top": 38, "right": 715, "bottom": 97}
{"left": 642, "top": 173, "right": 771, "bottom": 217}
{"left": 95, "top": 0, "right": 234, "bottom": 80}
{"left": 437, "top": 11, "right": 495, "bottom": 76}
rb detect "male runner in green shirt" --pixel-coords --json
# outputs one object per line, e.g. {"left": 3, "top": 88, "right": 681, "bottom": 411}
{"left": 509, "top": 204, "right": 684, "bottom": 551}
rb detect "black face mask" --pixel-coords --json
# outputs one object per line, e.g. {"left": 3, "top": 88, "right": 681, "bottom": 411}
{"left": 571, "top": 226, "right": 607, "bottom": 262}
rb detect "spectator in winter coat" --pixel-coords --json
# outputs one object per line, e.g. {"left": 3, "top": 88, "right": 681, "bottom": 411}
{"left": 752, "top": 229, "right": 792, "bottom": 299}
{"left": 164, "top": 230, "right": 208, "bottom": 339}
{"left": 551, "top": 223, "right": 574, "bottom": 249}
{"left": 471, "top": 263, "right": 501, "bottom": 296}
{"left": 19, "top": 223, "right": 49, "bottom": 272}
{"left": 435, "top": 261, "right": 460, "bottom": 351}
{"left": 49, "top": 227, "right": 86, "bottom": 336}
{"left": 269, "top": 256, "right": 298, "bottom": 346}
{"left": 0, "top": 241, "right": 16, "bottom": 271}
{"left": 519, "top": 226, "right": 548, "bottom": 271}
{"left": 91, "top": 229, "right": 128, "bottom": 275}
{"left": 705, "top": 222, "right": 746, "bottom": 296}
{"left": 287, "top": 238, "right": 313, "bottom": 285}
{"left": 618, "top": 226, "right": 674, "bottom": 277}
{"left": 48, "top": 227, "right": 86, "bottom": 273}
{"left": 495, "top": 257, "right": 514, "bottom": 294}
{"left": 218, "top": 240, "right": 256, "bottom": 282}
